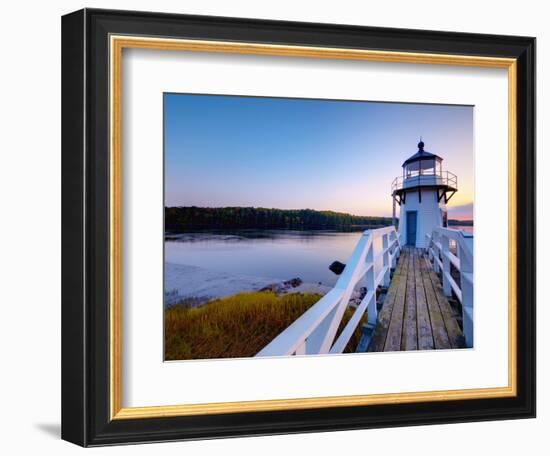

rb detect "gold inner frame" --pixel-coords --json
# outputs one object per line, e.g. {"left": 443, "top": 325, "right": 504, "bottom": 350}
{"left": 109, "top": 35, "right": 517, "bottom": 420}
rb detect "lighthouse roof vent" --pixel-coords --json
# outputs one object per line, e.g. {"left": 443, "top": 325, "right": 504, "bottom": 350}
{"left": 402, "top": 141, "right": 443, "bottom": 167}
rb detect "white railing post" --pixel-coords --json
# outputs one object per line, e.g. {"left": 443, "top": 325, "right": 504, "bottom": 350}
{"left": 391, "top": 233, "right": 398, "bottom": 269}
{"left": 441, "top": 234, "right": 452, "bottom": 296}
{"left": 459, "top": 235, "right": 474, "bottom": 348}
{"left": 308, "top": 232, "right": 373, "bottom": 354}
{"left": 433, "top": 231, "right": 440, "bottom": 274}
{"left": 382, "top": 233, "right": 390, "bottom": 287}
{"left": 256, "top": 226, "right": 402, "bottom": 357}
{"left": 304, "top": 304, "right": 340, "bottom": 354}
{"left": 430, "top": 227, "right": 475, "bottom": 346}
{"left": 365, "top": 240, "right": 377, "bottom": 326}
{"left": 294, "top": 341, "right": 306, "bottom": 355}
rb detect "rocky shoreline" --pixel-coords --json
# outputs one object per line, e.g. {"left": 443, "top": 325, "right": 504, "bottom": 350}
{"left": 165, "top": 262, "right": 333, "bottom": 307}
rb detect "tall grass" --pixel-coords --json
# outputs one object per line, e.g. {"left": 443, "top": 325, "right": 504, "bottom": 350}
{"left": 165, "top": 291, "right": 363, "bottom": 360}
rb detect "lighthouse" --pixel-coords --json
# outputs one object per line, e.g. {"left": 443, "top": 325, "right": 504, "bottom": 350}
{"left": 392, "top": 140, "right": 458, "bottom": 248}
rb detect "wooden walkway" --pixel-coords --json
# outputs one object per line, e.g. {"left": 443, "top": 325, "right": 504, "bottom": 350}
{"left": 367, "top": 247, "right": 465, "bottom": 352}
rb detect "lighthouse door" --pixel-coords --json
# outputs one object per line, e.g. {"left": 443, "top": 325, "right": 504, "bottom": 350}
{"left": 406, "top": 211, "right": 417, "bottom": 246}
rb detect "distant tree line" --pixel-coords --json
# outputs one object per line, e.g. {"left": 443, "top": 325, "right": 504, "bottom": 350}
{"left": 448, "top": 219, "right": 473, "bottom": 226}
{"left": 165, "top": 206, "right": 393, "bottom": 232}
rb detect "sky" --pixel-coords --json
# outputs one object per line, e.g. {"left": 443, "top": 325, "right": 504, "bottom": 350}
{"left": 164, "top": 93, "right": 474, "bottom": 219}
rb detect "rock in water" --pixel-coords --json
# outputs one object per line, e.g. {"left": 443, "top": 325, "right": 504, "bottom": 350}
{"left": 259, "top": 283, "right": 283, "bottom": 293}
{"left": 329, "top": 261, "right": 346, "bottom": 275}
{"left": 260, "top": 278, "right": 303, "bottom": 294}
{"left": 284, "top": 277, "right": 303, "bottom": 288}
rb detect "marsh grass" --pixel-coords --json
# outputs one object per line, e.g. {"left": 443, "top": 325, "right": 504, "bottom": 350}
{"left": 164, "top": 291, "right": 364, "bottom": 360}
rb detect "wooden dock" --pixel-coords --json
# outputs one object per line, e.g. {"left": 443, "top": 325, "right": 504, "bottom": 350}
{"left": 367, "top": 247, "right": 465, "bottom": 352}
{"left": 257, "top": 226, "right": 472, "bottom": 357}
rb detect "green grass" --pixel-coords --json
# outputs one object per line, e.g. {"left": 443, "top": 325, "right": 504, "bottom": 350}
{"left": 165, "top": 291, "right": 364, "bottom": 360}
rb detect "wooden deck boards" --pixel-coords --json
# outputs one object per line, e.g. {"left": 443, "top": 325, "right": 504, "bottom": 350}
{"left": 367, "top": 247, "right": 465, "bottom": 352}
{"left": 366, "top": 250, "right": 404, "bottom": 351}
{"left": 402, "top": 251, "right": 418, "bottom": 350}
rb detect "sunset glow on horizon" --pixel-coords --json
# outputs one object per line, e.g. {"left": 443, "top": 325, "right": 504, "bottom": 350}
{"left": 165, "top": 94, "right": 474, "bottom": 220}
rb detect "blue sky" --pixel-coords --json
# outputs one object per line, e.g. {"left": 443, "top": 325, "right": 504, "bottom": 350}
{"left": 164, "top": 94, "right": 473, "bottom": 219}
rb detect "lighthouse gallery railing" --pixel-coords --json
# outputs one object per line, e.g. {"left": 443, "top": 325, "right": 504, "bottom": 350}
{"left": 256, "top": 226, "right": 400, "bottom": 357}
{"left": 391, "top": 170, "right": 457, "bottom": 194}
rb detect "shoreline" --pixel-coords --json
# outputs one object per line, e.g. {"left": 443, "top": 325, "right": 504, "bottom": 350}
{"left": 165, "top": 262, "right": 332, "bottom": 307}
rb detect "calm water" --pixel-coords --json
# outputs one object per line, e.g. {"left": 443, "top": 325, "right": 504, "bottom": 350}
{"left": 165, "top": 230, "right": 364, "bottom": 287}
{"left": 453, "top": 225, "right": 474, "bottom": 234}
{"left": 165, "top": 226, "right": 474, "bottom": 287}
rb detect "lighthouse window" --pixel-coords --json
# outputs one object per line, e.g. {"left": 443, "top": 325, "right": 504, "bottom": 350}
{"left": 405, "top": 161, "right": 420, "bottom": 178}
{"left": 420, "top": 159, "right": 435, "bottom": 175}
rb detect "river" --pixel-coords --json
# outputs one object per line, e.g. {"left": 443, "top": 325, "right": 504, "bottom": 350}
{"left": 165, "top": 226, "right": 473, "bottom": 301}
{"left": 165, "top": 230, "right": 364, "bottom": 288}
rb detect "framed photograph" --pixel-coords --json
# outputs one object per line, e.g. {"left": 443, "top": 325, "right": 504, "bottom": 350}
{"left": 61, "top": 8, "right": 536, "bottom": 446}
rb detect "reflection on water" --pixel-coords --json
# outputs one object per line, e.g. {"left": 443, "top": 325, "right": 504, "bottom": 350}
{"left": 452, "top": 225, "right": 474, "bottom": 234}
{"left": 165, "top": 230, "right": 364, "bottom": 287}
{"left": 165, "top": 227, "right": 473, "bottom": 287}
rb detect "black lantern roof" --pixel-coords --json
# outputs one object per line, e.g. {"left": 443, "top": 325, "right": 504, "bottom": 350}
{"left": 402, "top": 141, "right": 443, "bottom": 167}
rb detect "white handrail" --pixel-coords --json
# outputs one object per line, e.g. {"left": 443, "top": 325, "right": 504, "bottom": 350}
{"left": 256, "top": 226, "right": 401, "bottom": 357}
{"left": 425, "top": 227, "right": 474, "bottom": 347}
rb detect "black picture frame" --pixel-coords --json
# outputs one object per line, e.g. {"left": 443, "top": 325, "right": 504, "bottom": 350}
{"left": 62, "top": 8, "right": 536, "bottom": 447}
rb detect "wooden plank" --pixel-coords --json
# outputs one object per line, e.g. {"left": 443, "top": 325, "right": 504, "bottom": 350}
{"left": 383, "top": 249, "right": 408, "bottom": 351}
{"left": 401, "top": 248, "right": 418, "bottom": 350}
{"left": 367, "top": 249, "right": 406, "bottom": 352}
{"left": 420, "top": 255, "right": 451, "bottom": 349}
{"left": 414, "top": 250, "right": 434, "bottom": 350}
{"left": 423, "top": 257, "right": 465, "bottom": 349}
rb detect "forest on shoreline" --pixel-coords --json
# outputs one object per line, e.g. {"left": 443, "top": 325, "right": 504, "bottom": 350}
{"left": 165, "top": 206, "right": 391, "bottom": 231}
{"left": 165, "top": 206, "right": 472, "bottom": 232}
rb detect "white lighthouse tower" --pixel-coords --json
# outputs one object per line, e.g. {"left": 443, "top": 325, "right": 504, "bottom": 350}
{"left": 392, "top": 140, "right": 458, "bottom": 248}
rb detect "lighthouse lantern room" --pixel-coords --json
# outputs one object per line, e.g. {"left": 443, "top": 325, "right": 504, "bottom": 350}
{"left": 391, "top": 141, "right": 458, "bottom": 248}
